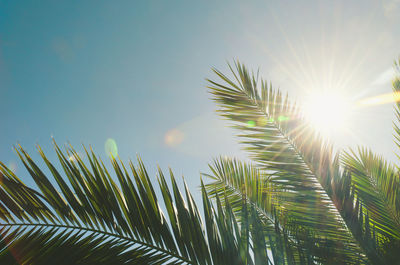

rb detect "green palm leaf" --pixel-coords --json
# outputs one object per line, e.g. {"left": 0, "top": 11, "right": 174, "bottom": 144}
{"left": 392, "top": 58, "right": 400, "bottom": 154}
{"left": 342, "top": 148, "right": 400, "bottom": 238}
{"left": 0, "top": 142, "right": 270, "bottom": 264}
{"left": 0, "top": 226, "right": 167, "bottom": 265}
{"left": 207, "top": 62, "right": 367, "bottom": 263}
{"left": 204, "top": 157, "right": 328, "bottom": 264}
{"left": 341, "top": 147, "right": 400, "bottom": 263}
{"left": 204, "top": 157, "right": 370, "bottom": 264}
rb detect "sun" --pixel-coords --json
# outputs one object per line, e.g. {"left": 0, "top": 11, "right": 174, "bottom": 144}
{"left": 303, "top": 92, "right": 351, "bottom": 135}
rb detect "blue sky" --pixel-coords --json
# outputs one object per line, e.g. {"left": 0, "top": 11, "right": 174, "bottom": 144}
{"left": 1, "top": 0, "right": 400, "bottom": 193}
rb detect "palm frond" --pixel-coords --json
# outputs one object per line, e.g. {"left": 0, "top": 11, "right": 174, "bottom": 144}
{"left": 342, "top": 148, "right": 400, "bottom": 238}
{"left": 0, "top": 142, "right": 270, "bottom": 264}
{"left": 0, "top": 226, "right": 167, "bottom": 265}
{"left": 204, "top": 157, "right": 314, "bottom": 264}
{"left": 392, "top": 58, "right": 400, "bottom": 155}
{"left": 204, "top": 157, "right": 275, "bottom": 223}
{"left": 204, "top": 157, "right": 367, "bottom": 264}
{"left": 207, "top": 62, "right": 367, "bottom": 263}
{"left": 341, "top": 148, "right": 400, "bottom": 263}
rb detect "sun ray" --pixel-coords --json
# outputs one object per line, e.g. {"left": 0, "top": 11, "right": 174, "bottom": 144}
{"left": 270, "top": 122, "right": 310, "bottom": 161}
{"left": 357, "top": 92, "right": 400, "bottom": 107}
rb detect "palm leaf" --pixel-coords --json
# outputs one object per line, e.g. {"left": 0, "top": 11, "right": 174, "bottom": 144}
{"left": 204, "top": 157, "right": 325, "bottom": 264}
{"left": 342, "top": 148, "right": 400, "bottom": 238}
{"left": 341, "top": 147, "right": 400, "bottom": 263}
{"left": 392, "top": 58, "right": 400, "bottom": 154}
{"left": 0, "top": 142, "right": 270, "bottom": 264}
{"left": 204, "top": 157, "right": 369, "bottom": 264}
{"left": 0, "top": 226, "right": 167, "bottom": 265}
{"left": 207, "top": 62, "right": 367, "bottom": 263}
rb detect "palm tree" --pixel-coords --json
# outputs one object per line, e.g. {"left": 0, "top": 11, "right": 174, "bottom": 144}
{"left": 0, "top": 60, "right": 399, "bottom": 264}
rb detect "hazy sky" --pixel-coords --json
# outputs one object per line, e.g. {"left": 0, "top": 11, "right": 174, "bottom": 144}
{"left": 1, "top": 0, "right": 400, "bottom": 194}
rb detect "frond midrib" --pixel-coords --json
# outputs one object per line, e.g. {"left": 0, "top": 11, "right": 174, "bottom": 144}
{"left": 0, "top": 221, "right": 194, "bottom": 265}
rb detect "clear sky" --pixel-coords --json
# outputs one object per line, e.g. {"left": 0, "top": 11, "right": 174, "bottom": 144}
{"left": 1, "top": 0, "right": 400, "bottom": 195}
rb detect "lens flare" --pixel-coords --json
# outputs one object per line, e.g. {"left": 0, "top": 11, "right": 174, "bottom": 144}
{"left": 357, "top": 92, "right": 400, "bottom": 107}
{"left": 247, "top": 120, "right": 256, "bottom": 127}
{"left": 278, "top": 115, "right": 289, "bottom": 121}
{"left": 165, "top": 129, "right": 184, "bottom": 147}
{"left": 105, "top": 138, "right": 118, "bottom": 158}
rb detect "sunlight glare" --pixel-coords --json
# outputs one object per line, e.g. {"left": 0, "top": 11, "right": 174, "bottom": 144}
{"left": 357, "top": 92, "right": 400, "bottom": 107}
{"left": 304, "top": 92, "right": 351, "bottom": 135}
